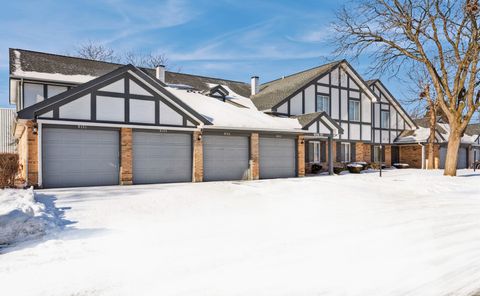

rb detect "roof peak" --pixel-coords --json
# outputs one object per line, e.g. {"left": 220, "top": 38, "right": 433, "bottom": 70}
{"left": 261, "top": 60, "right": 345, "bottom": 86}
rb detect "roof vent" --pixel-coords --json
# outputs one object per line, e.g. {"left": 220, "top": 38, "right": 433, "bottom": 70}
{"left": 155, "top": 65, "right": 165, "bottom": 83}
{"left": 251, "top": 76, "right": 259, "bottom": 96}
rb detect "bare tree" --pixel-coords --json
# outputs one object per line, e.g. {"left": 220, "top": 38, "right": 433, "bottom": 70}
{"left": 74, "top": 41, "right": 119, "bottom": 63}
{"left": 421, "top": 85, "right": 440, "bottom": 169}
{"left": 72, "top": 41, "right": 170, "bottom": 69}
{"left": 123, "top": 51, "right": 169, "bottom": 68}
{"left": 333, "top": 0, "right": 480, "bottom": 176}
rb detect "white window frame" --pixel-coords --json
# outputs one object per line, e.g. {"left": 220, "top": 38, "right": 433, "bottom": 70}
{"left": 341, "top": 142, "right": 351, "bottom": 163}
{"left": 316, "top": 95, "right": 330, "bottom": 114}
{"left": 381, "top": 110, "right": 390, "bottom": 128}
{"left": 349, "top": 100, "right": 360, "bottom": 122}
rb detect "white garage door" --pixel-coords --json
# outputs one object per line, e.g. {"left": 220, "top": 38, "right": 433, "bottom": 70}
{"left": 133, "top": 131, "right": 192, "bottom": 184}
{"left": 259, "top": 137, "right": 296, "bottom": 179}
{"left": 42, "top": 127, "right": 119, "bottom": 188}
{"left": 439, "top": 147, "right": 468, "bottom": 169}
{"left": 203, "top": 134, "right": 249, "bottom": 181}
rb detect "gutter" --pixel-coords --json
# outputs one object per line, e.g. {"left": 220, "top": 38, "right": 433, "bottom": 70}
{"left": 201, "top": 125, "right": 307, "bottom": 134}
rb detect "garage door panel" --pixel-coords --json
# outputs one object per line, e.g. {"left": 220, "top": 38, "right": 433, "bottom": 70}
{"left": 203, "top": 135, "right": 249, "bottom": 181}
{"left": 439, "top": 147, "right": 467, "bottom": 169}
{"left": 260, "top": 137, "right": 296, "bottom": 179}
{"left": 133, "top": 131, "right": 192, "bottom": 184}
{"left": 43, "top": 127, "right": 120, "bottom": 188}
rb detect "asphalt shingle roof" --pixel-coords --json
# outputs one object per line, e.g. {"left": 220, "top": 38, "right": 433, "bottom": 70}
{"left": 466, "top": 123, "right": 480, "bottom": 136}
{"left": 251, "top": 61, "right": 343, "bottom": 110}
{"left": 413, "top": 117, "right": 448, "bottom": 134}
{"left": 10, "top": 48, "right": 251, "bottom": 97}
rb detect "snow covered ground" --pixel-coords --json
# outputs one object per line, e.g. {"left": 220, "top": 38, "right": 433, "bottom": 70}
{"left": 0, "top": 188, "right": 61, "bottom": 246}
{"left": 1, "top": 169, "right": 480, "bottom": 296}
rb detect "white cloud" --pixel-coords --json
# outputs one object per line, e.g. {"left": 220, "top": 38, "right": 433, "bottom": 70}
{"left": 289, "top": 25, "right": 336, "bottom": 43}
{"left": 167, "top": 19, "right": 329, "bottom": 62}
{"left": 100, "top": 0, "right": 201, "bottom": 45}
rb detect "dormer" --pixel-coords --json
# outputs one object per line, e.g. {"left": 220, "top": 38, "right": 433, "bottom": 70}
{"left": 204, "top": 84, "right": 229, "bottom": 101}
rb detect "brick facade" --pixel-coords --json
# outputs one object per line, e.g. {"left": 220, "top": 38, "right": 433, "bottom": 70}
{"left": 384, "top": 145, "right": 392, "bottom": 167}
{"left": 354, "top": 142, "right": 372, "bottom": 163}
{"left": 399, "top": 145, "right": 423, "bottom": 168}
{"left": 16, "top": 121, "right": 39, "bottom": 187}
{"left": 297, "top": 135, "right": 305, "bottom": 177}
{"left": 120, "top": 128, "right": 133, "bottom": 185}
{"left": 192, "top": 131, "right": 203, "bottom": 182}
{"left": 250, "top": 133, "right": 259, "bottom": 180}
{"left": 399, "top": 144, "right": 440, "bottom": 169}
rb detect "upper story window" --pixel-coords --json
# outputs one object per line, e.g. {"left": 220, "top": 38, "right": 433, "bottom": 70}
{"left": 349, "top": 100, "right": 360, "bottom": 121}
{"left": 24, "top": 83, "right": 45, "bottom": 108}
{"left": 48, "top": 85, "right": 68, "bottom": 98}
{"left": 381, "top": 110, "right": 390, "bottom": 128}
{"left": 316, "top": 95, "right": 329, "bottom": 114}
{"left": 23, "top": 82, "right": 69, "bottom": 108}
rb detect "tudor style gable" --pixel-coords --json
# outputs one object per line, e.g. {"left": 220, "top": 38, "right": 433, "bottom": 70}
{"left": 367, "top": 80, "right": 417, "bottom": 144}
{"left": 17, "top": 65, "right": 210, "bottom": 128}
{"left": 294, "top": 112, "right": 343, "bottom": 137}
{"left": 252, "top": 60, "right": 378, "bottom": 143}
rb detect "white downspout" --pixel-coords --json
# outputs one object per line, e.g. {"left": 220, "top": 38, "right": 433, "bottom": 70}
{"left": 419, "top": 143, "right": 425, "bottom": 169}
{"left": 38, "top": 122, "right": 42, "bottom": 188}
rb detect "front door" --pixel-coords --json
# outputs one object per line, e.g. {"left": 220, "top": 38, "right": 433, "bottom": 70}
{"left": 391, "top": 146, "right": 400, "bottom": 164}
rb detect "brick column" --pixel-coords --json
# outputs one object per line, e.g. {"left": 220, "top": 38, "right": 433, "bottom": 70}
{"left": 355, "top": 142, "right": 364, "bottom": 162}
{"left": 384, "top": 145, "right": 392, "bottom": 167}
{"left": 297, "top": 135, "right": 305, "bottom": 177}
{"left": 332, "top": 141, "right": 337, "bottom": 165}
{"left": 26, "top": 121, "right": 38, "bottom": 187}
{"left": 120, "top": 128, "right": 133, "bottom": 185}
{"left": 192, "top": 131, "right": 203, "bottom": 182}
{"left": 250, "top": 133, "right": 259, "bottom": 180}
{"left": 363, "top": 143, "right": 372, "bottom": 163}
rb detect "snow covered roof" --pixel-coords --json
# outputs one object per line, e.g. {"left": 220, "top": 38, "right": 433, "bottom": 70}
{"left": 166, "top": 86, "right": 303, "bottom": 132}
{"left": 394, "top": 127, "right": 444, "bottom": 144}
{"left": 10, "top": 48, "right": 251, "bottom": 97}
{"left": 395, "top": 118, "right": 480, "bottom": 144}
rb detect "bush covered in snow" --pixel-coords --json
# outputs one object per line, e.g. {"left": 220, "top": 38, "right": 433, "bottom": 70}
{"left": 0, "top": 188, "right": 57, "bottom": 246}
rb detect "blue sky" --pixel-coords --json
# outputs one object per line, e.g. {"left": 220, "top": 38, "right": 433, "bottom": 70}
{"left": 0, "top": 0, "right": 414, "bottom": 110}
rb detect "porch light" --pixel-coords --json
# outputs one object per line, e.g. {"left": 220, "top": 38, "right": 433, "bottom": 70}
{"left": 197, "top": 134, "right": 202, "bottom": 141}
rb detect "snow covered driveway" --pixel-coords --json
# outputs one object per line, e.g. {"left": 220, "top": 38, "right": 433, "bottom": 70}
{"left": 1, "top": 169, "right": 480, "bottom": 296}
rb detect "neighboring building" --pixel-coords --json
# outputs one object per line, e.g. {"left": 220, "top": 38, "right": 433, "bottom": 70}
{"left": 394, "top": 117, "right": 480, "bottom": 169}
{"left": 0, "top": 108, "right": 16, "bottom": 153}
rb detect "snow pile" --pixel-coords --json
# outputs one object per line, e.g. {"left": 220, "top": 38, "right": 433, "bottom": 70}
{"left": 0, "top": 188, "right": 56, "bottom": 246}
{"left": 347, "top": 163, "right": 363, "bottom": 168}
